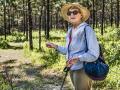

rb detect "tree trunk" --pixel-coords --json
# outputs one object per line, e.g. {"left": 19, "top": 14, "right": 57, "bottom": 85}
{"left": 25, "top": 0, "right": 28, "bottom": 41}
{"left": 92, "top": 0, "right": 95, "bottom": 29}
{"left": 101, "top": 0, "right": 105, "bottom": 35}
{"left": 4, "top": 0, "right": 7, "bottom": 40}
{"left": 34, "top": 12, "right": 37, "bottom": 29}
{"left": 23, "top": 0, "right": 26, "bottom": 34}
{"left": 50, "top": 13, "right": 52, "bottom": 29}
{"left": 56, "top": 12, "right": 59, "bottom": 29}
{"left": 95, "top": 2, "right": 98, "bottom": 28}
{"left": 39, "top": 8, "right": 43, "bottom": 50}
{"left": 43, "top": 1, "right": 47, "bottom": 37}
{"left": 39, "top": 15, "right": 42, "bottom": 50}
{"left": 8, "top": 3, "right": 11, "bottom": 34}
{"left": 110, "top": 0, "right": 113, "bottom": 27}
{"left": 50, "top": 4, "right": 52, "bottom": 29}
{"left": 12, "top": 8, "right": 15, "bottom": 28}
{"left": 116, "top": 0, "right": 119, "bottom": 28}
{"left": 28, "top": 0, "right": 33, "bottom": 50}
{"left": 46, "top": 0, "right": 50, "bottom": 39}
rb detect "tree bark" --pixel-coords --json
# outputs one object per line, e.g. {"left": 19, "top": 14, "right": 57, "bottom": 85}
{"left": 23, "top": 0, "right": 26, "bottom": 34}
{"left": 8, "top": 3, "right": 11, "bottom": 34}
{"left": 46, "top": 0, "right": 50, "bottom": 39}
{"left": 92, "top": 0, "right": 95, "bottom": 29}
{"left": 4, "top": 0, "right": 7, "bottom": 40}
{"left": 101, "top": 0, "right": 105, "bottom": 35}
{"left": 39, "top": 5, "right": 43, "bottom": 50}
{"left": 116, "top": 0, "right": 119, "bottom": 28}
{"left": 28, "top": 0, "right": 33, "bottom": 50}
{"left": 110, "top": 0, "right": 113, "bottom": 27}
{"left": 25, "top": 0, "right": 28, "bottom": 41}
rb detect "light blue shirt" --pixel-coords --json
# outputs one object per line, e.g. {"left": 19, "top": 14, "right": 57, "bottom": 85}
{"left": 57, "top": 22, "right": 99, "bottom": 70}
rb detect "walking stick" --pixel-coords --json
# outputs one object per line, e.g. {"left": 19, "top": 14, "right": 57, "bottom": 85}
{"left": 60, "top": 67, "right": 70, "bottom": 90}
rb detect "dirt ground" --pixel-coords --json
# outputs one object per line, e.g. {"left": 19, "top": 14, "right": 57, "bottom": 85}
{"left": 0, "top": 43, "right": 72, "bottom": 90}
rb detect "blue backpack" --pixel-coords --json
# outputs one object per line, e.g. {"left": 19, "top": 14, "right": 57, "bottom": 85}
{"left": 84, "top": 25, "right": 109, "bottom": 81}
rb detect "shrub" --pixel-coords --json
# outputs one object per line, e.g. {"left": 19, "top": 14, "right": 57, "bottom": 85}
{"left": 11, "top": 31, "right": 26, "bottom": 42}
{"left": 0, "top": 38, "right": 10, "bottom": 49}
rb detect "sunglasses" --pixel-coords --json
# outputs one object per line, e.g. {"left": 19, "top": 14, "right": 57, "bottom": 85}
{"left": 67, "top": 10, "right": 80, "bottom": 16}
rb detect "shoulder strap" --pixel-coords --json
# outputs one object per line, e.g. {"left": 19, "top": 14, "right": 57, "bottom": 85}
{"left": 84, "top": 25, "right": 89, "bottom": 52}
{"left": 67, "top": 29, "right": 72, "bottom": 60}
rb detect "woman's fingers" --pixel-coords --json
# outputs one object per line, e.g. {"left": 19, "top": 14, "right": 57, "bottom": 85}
{"left": 67, "top": 57, "right": 79, "bottom": 66}
{"left": 46, "top": 42, "right": 57, "bottom": 48}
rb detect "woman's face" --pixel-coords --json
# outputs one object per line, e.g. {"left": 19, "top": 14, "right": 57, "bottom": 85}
{"left": 67, "top": 8, "right": 82, "bottom": 25}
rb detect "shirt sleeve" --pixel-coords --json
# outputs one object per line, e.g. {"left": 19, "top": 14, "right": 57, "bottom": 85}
{"left": 78, "top": 26, "right": 100, "bottom": 62}
{"left": 56, "top": 46, "right": 67, "bottom": 55}
{"left": 56, "top": 28, "right": 71, "bottom": 55}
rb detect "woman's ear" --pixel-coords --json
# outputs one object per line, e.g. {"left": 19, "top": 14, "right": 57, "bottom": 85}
{"left": 80, "top": 14, "right": 83, "bottom": 21}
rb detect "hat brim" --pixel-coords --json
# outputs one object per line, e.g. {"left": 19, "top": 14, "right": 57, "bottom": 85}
{"left": 60, "top": 3, "right": 90, "bottom": 22}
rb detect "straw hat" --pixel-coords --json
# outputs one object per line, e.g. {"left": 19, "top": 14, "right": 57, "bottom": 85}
{"left": 60, "top": 3, "right": 90, "bottom": 22}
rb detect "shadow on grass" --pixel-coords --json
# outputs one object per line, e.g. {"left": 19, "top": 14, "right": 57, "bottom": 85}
{"left": 49, "top": 36, "right": 62, "bottom": 40}
{"left": 1, "top": 45, "right": 23, "bottom": 50}
{"left": 24, "top": 66, "right": 43, "bottom": 76}
{"left": 1, "top": 59, "right": 17, "bottom": 64}
{"left": 12, "top": 64, "right": 44, "bottom": 89}
{"left": 0, "top": 58, "right": 68, "bottom": 89}
{"left": 8, "top": 45, "right": 23, "bottom": 50}
{"left": 15, "top": 80, "right": 35, "bottom": 89}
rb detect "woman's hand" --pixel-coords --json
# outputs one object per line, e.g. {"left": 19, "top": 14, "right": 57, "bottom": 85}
{"left": 66, "top": 57, "right": 79, "bottom": 67}
{"left": 46, "top": 42, "right": 58, "bottom": 49}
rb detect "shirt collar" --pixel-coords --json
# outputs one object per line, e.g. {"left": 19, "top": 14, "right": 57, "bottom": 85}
{"left": 75, "top": 22, "right": 87, "bottom": 29}
{"left": 68, "top": 22, "right": 88, "bottom": 30}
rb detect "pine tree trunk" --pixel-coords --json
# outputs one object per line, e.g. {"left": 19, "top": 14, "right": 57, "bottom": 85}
{"left": 116, "top": 0, "right": 119, "bottom": 28}
{"left": 101, "top": 0, "right": 105, "bottom": 35}
{"left": 25, "top": 0, "right": 28, "bottom": 41}
{"left": 56, "top": 12, "right": 59, "bottom": 29}
{"left": 46, "top": 0, "right": 50, "bottom": 39}
{"left": 39, "top": 6, "right": 43, "bottom": 50}
{"left": 92, "top": 0, "right": 95, "bottom": 29}
{"left": 4, "top": 0, "right": 7, "bottom": 40}
{"left": 34, "top": 12, "right": 37, "bottom": 29}
{"left": 28, "top": 0, "right": 33, "bottom": 50}
{"left": 23, "top": 0, "right": 26, "bottom": 34}
{"left": 8, "top": 3, "right": 11, "bottom": 34}
{"left": 110, "top": 0, "right": 113, "bottom": 27}
{"left": 39, "top": 15, "right": 42, "bottom": 50}
{"left": 43, "top": 0, "right": 47, "bottom": 37}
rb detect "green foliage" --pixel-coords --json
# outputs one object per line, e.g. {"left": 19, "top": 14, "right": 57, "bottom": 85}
{"left": 10, "top": 31, "right": 26, "bottom": 42}
{"left": 0, "top": 38, "right": 10, "bottom": 49}
{"left": 96, "top": 27, "right": 120, "bottom": 66}
{"left": 0, "top": 74, "right": 11, "bottom": 90}
{"left": 106, "top": 65, "right": 120, "bottom": 89}
{"left": 23, "top": 39, "right": 65, "bottom": 70}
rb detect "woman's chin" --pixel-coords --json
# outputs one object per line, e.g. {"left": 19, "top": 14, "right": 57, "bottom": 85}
{"left": 69, "top": 21, "right": 76, "bottom": 24}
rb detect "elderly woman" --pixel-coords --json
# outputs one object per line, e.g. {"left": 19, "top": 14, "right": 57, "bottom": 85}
{"left": 46, "top": 3, "right": 99, "bottom": 90}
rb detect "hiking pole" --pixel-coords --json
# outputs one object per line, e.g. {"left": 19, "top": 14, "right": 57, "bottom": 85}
{"left": 60, "top": 67, "right": 70, "bottom": 90}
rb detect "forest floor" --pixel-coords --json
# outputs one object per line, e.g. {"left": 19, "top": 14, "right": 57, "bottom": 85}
{"left": 0, "top": 42, "right": 72, "bottom": 90}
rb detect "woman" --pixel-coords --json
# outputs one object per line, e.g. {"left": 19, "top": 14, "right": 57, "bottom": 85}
{"left": 46, "top": 3, "right": 99, "bottom": 90}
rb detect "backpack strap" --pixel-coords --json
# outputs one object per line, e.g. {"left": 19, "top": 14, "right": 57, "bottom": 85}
{"left": 84, "top": 25, "right": 104, "bottom": 60}
{"left": 84, "top": 25, "right": 89, "bottom": 52}
{"left": 67, "top": 29, "right": 72, "bottom": 60}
